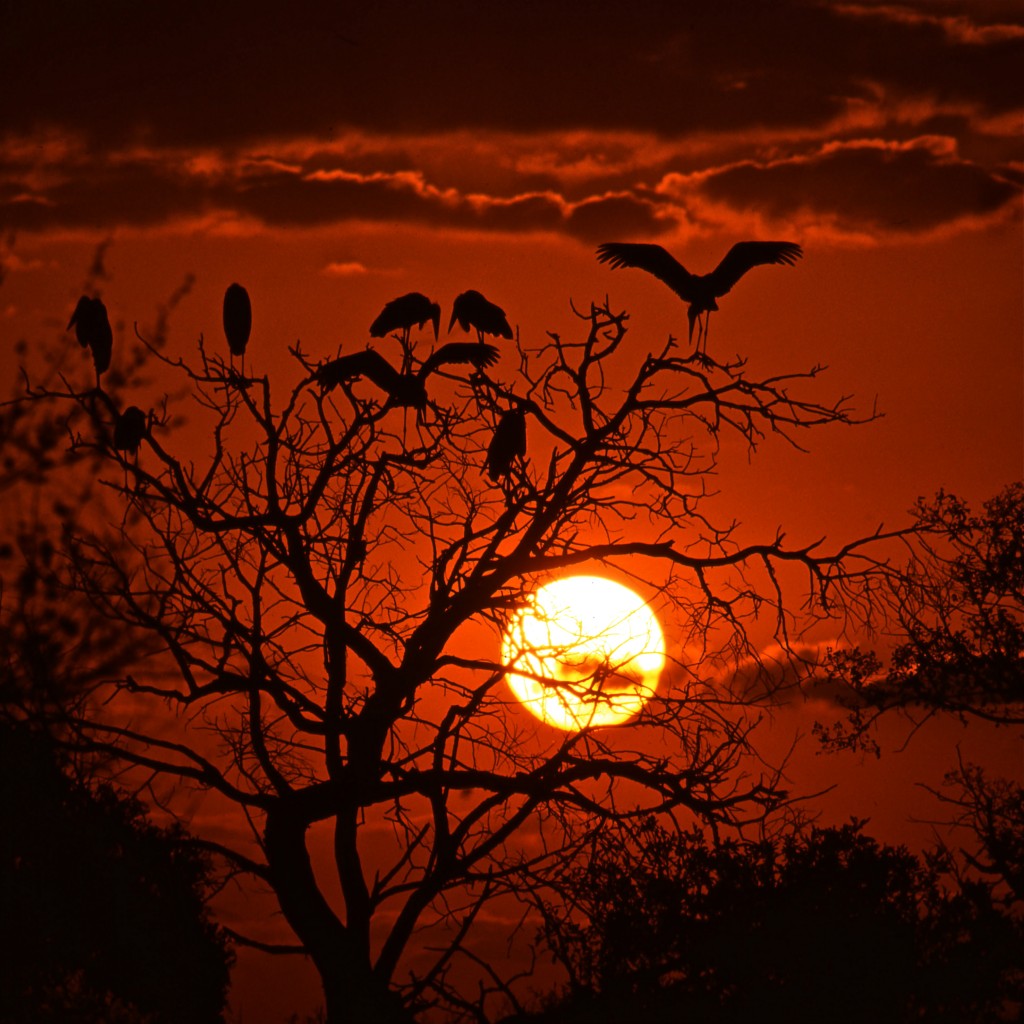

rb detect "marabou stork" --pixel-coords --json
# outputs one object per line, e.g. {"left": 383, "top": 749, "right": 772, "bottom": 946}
{"left": 67, "top": 295, "right": 113, "bottom": 385}
{"left": 223, "top": 283, "right": 252, "bottom": 375}
{"left": 448, "top": 290, "right": 513, "bottom": 345}
{"left": 596, "top": 241, "right": 803, "bottom": 353}
{"left": 370, "top": 292, "right": 441, "bottom": 344}
{"left": 316, "top": 341, "right": 499, "bottom": 409}
{"left": 113, "top": 406, "right": 149, "bottom": 456}
{"left": 486, "top": 407, "right": 527, "bottom": 482}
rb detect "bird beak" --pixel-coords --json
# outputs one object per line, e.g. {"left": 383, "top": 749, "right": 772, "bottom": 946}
{"left": 447, "top": 309, "right": 457, "bottom": 334}
{"left": 687, "top": 307, "right": 698, "bottom": 344}
{"left": 431, "top": 308, "right": 440, "bottom": 341}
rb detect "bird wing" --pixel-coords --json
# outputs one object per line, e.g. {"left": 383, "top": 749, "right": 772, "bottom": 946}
{"left": 595, "top": 243, "right": 698, "bottom": 301}
{"left": 482, "top": 300, "right": 513, "bottom": 340}
{"left": 705, "top": 241, "right": 803, "bottom": 297}
{"left": 355, "top": 349, "right": 406, "bottom": 395}
{"left": 419, "top": 342, "right": 499, "bottom": 377}
{"left": 316, "top": 351, "right": 375, "bottom": 390}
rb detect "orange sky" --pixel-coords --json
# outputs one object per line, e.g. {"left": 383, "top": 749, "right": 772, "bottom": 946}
{"left": 2, "top": 1, "right": 1022, "bottom": 1020}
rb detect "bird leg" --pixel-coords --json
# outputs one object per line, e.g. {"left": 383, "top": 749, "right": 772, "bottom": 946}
{"left": 400, "top": 328, "right": 413, "bottom": 374}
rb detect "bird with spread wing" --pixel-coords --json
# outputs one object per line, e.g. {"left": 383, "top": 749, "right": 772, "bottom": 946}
{"left": 316, "top": 341, "right": 499, "bottom": 409}
{"left": 596, "top": 241, "right": 802, "bottom": 354}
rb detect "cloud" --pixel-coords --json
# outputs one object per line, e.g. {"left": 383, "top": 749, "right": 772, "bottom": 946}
{"left": 835, "top": 3, "right": 1024, "bottom": 45}
{"left": 322, "top": 261, "right": 369, "bottom": 277}
{"left": 0, "top": 124, "right": 1017, "bottom": 243}
{"left": 672, "top": 138, "right": 1020, "bottom": 236}
{"left": 716, "top": 642, "right": 862, "bottom": 708}
{"left": 3, "top": 1, "right": 1020, "bottom": 148}
{"left": 4, "top": 0, "right": 1021, "bottom": 246}
{"left": 565, "top": 193, "right": 675, "bottom": 242}
{"left": 0, "top": 142, "right": 670, "bottom": 240}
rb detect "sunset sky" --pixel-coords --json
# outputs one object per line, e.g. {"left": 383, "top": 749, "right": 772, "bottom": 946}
{"left": 2, "top": 1, "right": 1022, "bottom": 1019}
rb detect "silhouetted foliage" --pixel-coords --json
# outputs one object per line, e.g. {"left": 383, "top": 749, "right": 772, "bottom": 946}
{"left": 818, "top": 483, "right": 1024, "bottom": 752}
{"left": 523, "top": 819, "right": 1023, "bottom": 1024}
{"left": 0, "top": 722, "right": 233, "bottom": 1023}
{"left": 929, "top": 759, "right": 1024, "bottom": 909}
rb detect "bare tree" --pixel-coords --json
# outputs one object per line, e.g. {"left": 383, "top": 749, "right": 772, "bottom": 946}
{"left": 29, "top": 297, "right": 906, "bottom": 1022}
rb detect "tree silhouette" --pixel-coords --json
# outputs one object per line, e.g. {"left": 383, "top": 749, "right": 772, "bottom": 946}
{"left": 814, "top": 487, "right": 1024, "bottom": 952}
{"left": 929, "top": 759, "right": 1024, "bottom": 908}
{"left": 521, "top": 819, "right": 1023, "bottom": 1024}
{"left": 24, "top": 293, "right": 909, "bottom": 1022}
{"left": 0, "top": 722, "right": 233, "bottom": 1023}
{"left": 819, "top": 484, "right": 1024, "bottom": 740}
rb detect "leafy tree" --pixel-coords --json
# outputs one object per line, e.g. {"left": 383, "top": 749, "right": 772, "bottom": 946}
{"left": 523, "top": 819, "right": 1023, "bottom": 1024}
{"left": 820, "top": 483, "right": 1024, "bottom": 743}
{"left": 0, "top": 722, "right": 233, "bottom": 1023}
{"left": 930, "top": 759, "right": 1024, "bottom": 907}
{"left": 23, "top": 293, "right": 907, "bottom": 1023}
{"left": 816, "top": 484, "right": 1023, "bottom": 926}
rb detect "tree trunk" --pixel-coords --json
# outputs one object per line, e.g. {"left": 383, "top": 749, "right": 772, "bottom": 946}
{"left": 265, "top": 806, "right": 414, "bottom": 1024}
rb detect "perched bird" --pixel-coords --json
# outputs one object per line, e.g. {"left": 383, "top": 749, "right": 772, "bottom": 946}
{"left": 486, "top": 407, "right": 527, "bottom": 482}
{"left": 596, "top": 241, "right": 803, "bottom": 352}
{"left": 223, "top": 283, "right": 252, "bottom": 368}
{"left": 113, "top": 406, "right": 148, "bottom": 455}
{"left": 370, "top": 292, "right": 441, "bottom": 343}
{"left": 316, "top": 341, "right": 500, "bottom": 409}
{"left": 67, "top": 295, "right": 113, "bottom": 382}
{"left": 449, "top": 290, "right": 513, "bottom": 345}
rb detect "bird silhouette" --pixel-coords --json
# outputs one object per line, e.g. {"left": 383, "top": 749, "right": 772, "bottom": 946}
{"left": 370, "top": 292, "right": 441, "bottom": 344}
{"left": 317, "top": 350, "right": 427, "bottom": 408}
{"left": 419, "top": 341, "right": 500, "bottom": 377}
{"left": 113, "top": 406, "right": 148, "bottom": 455}
{"left": 486, "top": 407, "right": 527, "bottom": 482}
{"left": 596, "top": 241, "right": 803, "bottom": 353}
{"left": 449, "top": 290, "right": 513, "bottom": 345}
{"left": 223, "top": 283, "right": 252, "bottom": 374}
{"left": 67, "top": 295, "right": 113, "bottom": 384}
{"left": 315, "top": 342, "right": 499, "bottom": 409}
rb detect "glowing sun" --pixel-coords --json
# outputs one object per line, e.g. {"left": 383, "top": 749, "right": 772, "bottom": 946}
{"left": 502, "top": 575, "right": 666, "bottom": 730}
